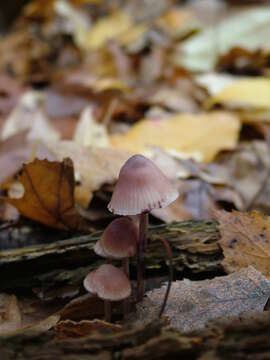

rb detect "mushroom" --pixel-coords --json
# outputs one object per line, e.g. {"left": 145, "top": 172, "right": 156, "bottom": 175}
{"left": 94, "top": 218, "right": 138, "bottom": 318}
{"left": 94, "top": 217, "right": 138, "bottom": 276}
{"left": 108, "top": 154, "right": 179, "bottom": 301}
{"left": 83, "top": 264, "right": 131, "bottom": 322}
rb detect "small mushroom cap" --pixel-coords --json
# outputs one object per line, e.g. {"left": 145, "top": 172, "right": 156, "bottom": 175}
{"left": 83, "top": 264, "right": 131, "bottom": 301}
{"left": 83, "top": 270, "right": 97, "bottom": 294}
{"left": 94, "top": 240, "right": 107, "bottom": 258}
{"left": 108, "top": 154, "right": 179, "bottom": 215}
{"left": 94, "top": 218, "right": 138, "bottom": 259}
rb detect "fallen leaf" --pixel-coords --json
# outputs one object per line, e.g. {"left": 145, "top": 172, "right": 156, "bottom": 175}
{"left": 73, "top": 106, "right": 109, "bottom": 148}
{"left": 152, "top": 179, "right": 243, "bottom": 222}
{"left": 0, "top": 131, "right": 56, "bottom": 188}
{"left": 210, "top": 141, "right": 270, "bottom": 212}
{"left": 216, "top": 210, "right": 270, "bottom": 278}
{"left": 177, "top": 7, "right": 270, "bottom": 71}
{"left": 54, "top": 0, "right": 91, "bottom": 50}
{"left": 137, "top": 267, "right": 270, "bottom": 332}
{"left": 1, "top": 91, "right": 60, "bottom": 142}
{"left": 217, "top": 47, "right": 267, "bottom": 76}
{"left": 110, "top": 111, "right": 240, "bottom": 162}
{"left": 45, "top": 89, "right": 90, "bottom": 118}
{"left": 148, "top": 85, "right": 201, "bottom": 113}
{"left": 47, "top": 141, "right": 132, "bottom": 207}
{"left": 156, "top": 7, "right": 195, "bottom": 39}
{"left": 83, "top": 11, "right": 133, "bottom": 50}
{"left": 196, "top": 72, "right": 239, "bottom": 95}
{"left": 56, "top": 68, "right": 127, "bottom": 95}
{"left": 206, "top": 78, "right": 270, "bottom": 111}
{"left": 5, "top": 158, "right": 87, "bottom": 230}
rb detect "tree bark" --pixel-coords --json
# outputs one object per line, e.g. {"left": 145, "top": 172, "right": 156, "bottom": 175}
{"left": 0, "top": 220, "right": 222, "bottom": 292}
{"left": 1, "top": 312, "right": 270, "bottom": 359}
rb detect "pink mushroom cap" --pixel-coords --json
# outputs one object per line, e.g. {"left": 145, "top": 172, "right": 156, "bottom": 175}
{"left": 83, "top": 264, "right": 131, "bottom": 301}
{"left": 94, "top": 218, "right": 138, "bottom": 259}
{"left": 108, "top": 154, "right": 179, "bottom": 215}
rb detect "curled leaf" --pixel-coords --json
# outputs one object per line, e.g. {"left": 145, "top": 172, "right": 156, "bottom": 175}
{"left": 5, "top": 158, "right": 87, "bottom": 230}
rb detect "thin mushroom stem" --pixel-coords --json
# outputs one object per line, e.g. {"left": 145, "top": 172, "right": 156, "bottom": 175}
{"left": 104, "top": 300, "right": 112, "bottom": 322}
{"left": 157, "top": 237, "right": 173, "bottom": 318}
{"left": 137, "top": 212, "right": 149, "bottom": 302}
{"left": 122, "top": 258, "right": 129, "bottom": 278}
{"left": 122, "top": 258, "right": 130, "bottom": 319}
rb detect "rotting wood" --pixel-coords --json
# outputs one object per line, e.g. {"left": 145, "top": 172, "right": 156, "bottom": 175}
{"left": 0, "top": 220, "right": 223, "bottom": 292}
{"left": 1, "top": 312, "right": 270, "bottom": 359}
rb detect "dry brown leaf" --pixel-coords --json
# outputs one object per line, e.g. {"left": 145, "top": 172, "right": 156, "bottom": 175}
{"left": 5, "top": 158, "right": 87, "bottom": 230}
{"left": 137, "top": 266, "right": 270, "bottom": 332}
{"left": 110, "top": 111, "right": 240, "bottom": 162}
{"left": 149, "top": 150, "right": 243, "bottom": 222}
{"left": 216, "top": 47, "right": 267, "bottom": 76}
{"left": 47, "top": 141, "right": 132, "bottom": 207}
{"left": 216, "top": 210, "right": 270, "bottom": 278}
{"left": 209, "top": 141, "right": 270, "bottom": 212}
{"left": 152, "top": 179, "right": 243, "bottom": 222}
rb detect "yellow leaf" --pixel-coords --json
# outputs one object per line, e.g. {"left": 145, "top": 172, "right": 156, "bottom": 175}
{"left": 110, "top": 112, "right": 240, "bottom": 162}
{"left": 92, "top": 77, "right": 127, "bottom": 92}
{"left": 85, "top": 12, "right": 132, "bottom": 50}
{"left": 120, "top": 24, "right": 148, "bottom": 48}
{"left": 217, "top": 210, "right": 270, "bottom": 278}
{"left": 156, "top": 8, "right": 194, "bottom": 38}
{"left": 206, "top": 78, "right": 270, "bottom": 110}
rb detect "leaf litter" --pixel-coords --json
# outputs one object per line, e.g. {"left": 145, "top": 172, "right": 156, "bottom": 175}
{"left": 1, "top": 0, "right": 270, "bottom": 353}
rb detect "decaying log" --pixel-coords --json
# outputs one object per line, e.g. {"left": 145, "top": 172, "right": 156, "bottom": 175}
{"left": 1, "top": 312, "right": 270, "bottom": 359}
{"left": 0, "top": 220, "right": 223, "bottom": 292}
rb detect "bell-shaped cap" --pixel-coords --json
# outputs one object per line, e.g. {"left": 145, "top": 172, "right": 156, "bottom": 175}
{"left": 83, "top": 264, "right": 131, "bottom": 301}
{"left": 94, "top": 218, "right": 138, "bottom": 259}
{"left": 108, "top": 154, "right": 179, "bottom": 215}
{"left": 93, "top": 240, "right": 107, "bottom": 258}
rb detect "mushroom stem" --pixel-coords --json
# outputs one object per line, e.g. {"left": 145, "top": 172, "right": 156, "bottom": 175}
{"left": 122, "top": 258, "right": 130, "bottom": 319}
{"left": 104, "top": 300, "right": 112, "bottom": 322}
{"left": 122, "top": 258, "right": 129, "bottom": 278}
{"left": 157, "top": 237, "right": 173, "bottom": 317}
{"left": 137, "top": 212, "right": 149, "bottom": 302}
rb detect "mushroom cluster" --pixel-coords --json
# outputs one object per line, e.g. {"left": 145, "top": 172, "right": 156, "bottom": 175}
{"left": 83, "top": 154, "right": 179, "bottom": 322}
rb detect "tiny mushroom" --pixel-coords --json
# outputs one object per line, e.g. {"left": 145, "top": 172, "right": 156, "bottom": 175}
{"left": 108, "top": 154, "right": 179, "bottom": 301}
{"left": 94, "top": 217, "right": 138, "bottom": 318}
{"left": 94, "top": 217, "right": 138, "bottom": 276}
{"left": 84, "top": 264, "right": 131, "bottom": 322}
